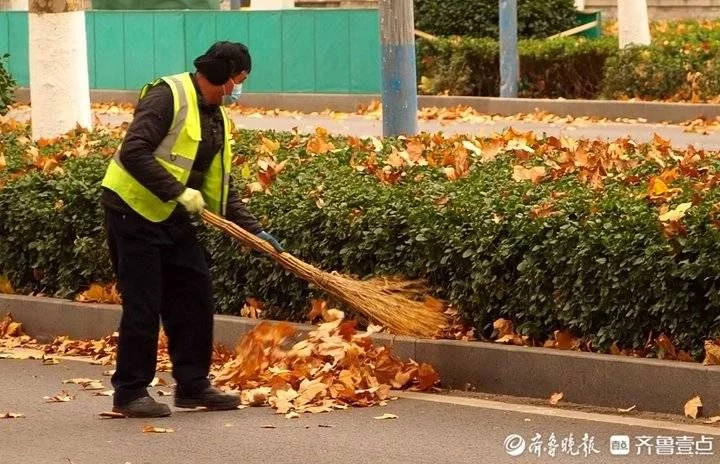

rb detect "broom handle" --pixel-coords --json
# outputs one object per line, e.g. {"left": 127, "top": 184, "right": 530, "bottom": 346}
{"left": 200, "top": 210, "right": 333, "bottom": 289}
{"left": 200, "top": 210, "right": 279, "bottom": 256}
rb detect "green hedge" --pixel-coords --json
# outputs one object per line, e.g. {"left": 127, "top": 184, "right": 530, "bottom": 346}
{"left": 414, "top": 0, "right": 578, "bottom": 39}
{"left": 2, "top": 126, "right": 720, "bottom": 358}
{"left": 0, "top": 54, "right": 15, "bottom": 115}
{"left": 417, "top": 36, "right": 618, "bottom": 99}
{"left": 418, "top": 20, "right": 720, "bottom": 101}
{"left": 601, "top": 40, "right": 720, "bottom": 101}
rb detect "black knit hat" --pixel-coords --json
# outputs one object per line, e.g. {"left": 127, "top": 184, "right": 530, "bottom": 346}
{"left": 193, "top": 41, "right": 252, "bottom": 85}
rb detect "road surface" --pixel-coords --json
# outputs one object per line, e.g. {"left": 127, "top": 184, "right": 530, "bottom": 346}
{"left": 6, "top": 107, "right": 720, "bottom": 151}
{"left": 2, "top": 357, "right": 719, "bottom": 464}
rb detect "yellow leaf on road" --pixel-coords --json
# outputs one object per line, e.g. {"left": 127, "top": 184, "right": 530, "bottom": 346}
{"left": 44, "top": 391, "right": 75, "bottom": 403}
{"left": 1, "top": 412, "right": 25, "bottom": 419}
{"left": 374, "top": 413, "right": 398, "bottom": 420}
{"left": 142, "top": 425, "right": 174, "bottom": 434}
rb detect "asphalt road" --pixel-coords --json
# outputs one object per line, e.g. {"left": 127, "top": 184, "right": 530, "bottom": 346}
{"left": 2, "top": 357, "right": 720, "bottom": 464}
{"left": 6, "top": 108, "right": 720, "bottom": 151}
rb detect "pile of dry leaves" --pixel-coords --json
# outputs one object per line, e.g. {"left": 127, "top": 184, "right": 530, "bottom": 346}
{"left": 0, "top": 311, "right": 439, "bottom": 417}
{"left": 211, "top": 308, "right": 438, "bottom": 416}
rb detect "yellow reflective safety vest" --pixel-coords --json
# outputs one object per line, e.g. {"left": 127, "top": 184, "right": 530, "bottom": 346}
{"left": 102, "top": 72, "right": 233, "bottom": 222}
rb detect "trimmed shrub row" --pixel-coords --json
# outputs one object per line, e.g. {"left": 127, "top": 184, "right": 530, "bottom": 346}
{"left": 1, "top": 125, "right": 720, "bottom": 359}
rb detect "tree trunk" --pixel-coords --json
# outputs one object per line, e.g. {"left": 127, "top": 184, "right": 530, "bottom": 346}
{"left": 28, "top": 0, "right": 92, "bottom": 139}
{"left": 617, "top": 0, "right": 651, "bottom": 48}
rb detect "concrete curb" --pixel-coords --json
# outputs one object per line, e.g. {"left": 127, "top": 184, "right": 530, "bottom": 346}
{"left": 2, "top": 293, "right": 719, "bottom": 415}
{"left": 14, "top": 88, "right": 720, "bottom": 123}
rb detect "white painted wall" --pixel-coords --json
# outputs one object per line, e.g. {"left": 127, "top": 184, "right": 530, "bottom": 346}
{"left": 29, "top": 10, "right": 92, "bottom": 140}
{"left": 249, "top": 0, "right": 294, "bottom": 9}
{"left": 10, "top": 0, "right": 27, "bottom": 10}
{"left": 617, "top": 0, "right": 651, "bottom": 48}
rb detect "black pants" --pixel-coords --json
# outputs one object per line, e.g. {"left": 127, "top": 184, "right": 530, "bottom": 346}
{"left": 104, "top": 208, "right": 213, "bottom": 406}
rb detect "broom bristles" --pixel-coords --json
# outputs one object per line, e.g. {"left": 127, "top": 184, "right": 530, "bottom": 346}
{"left": 201, "top": 211, "right": 449, "bottom": 338}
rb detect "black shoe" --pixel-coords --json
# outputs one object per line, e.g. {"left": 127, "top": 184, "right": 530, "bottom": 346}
{"left": 112, "top": 396, "right": 171, "bottom": 418}
{"left": 174, "top": 386, "right": 241, "bottom": 411}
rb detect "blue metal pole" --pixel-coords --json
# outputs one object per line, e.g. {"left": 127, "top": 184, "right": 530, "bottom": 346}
{"left": 499, "top": 0, "right": 519, "bottom": 98}
{"left": 379, "top": 0, "right": 418, "bottom": 137}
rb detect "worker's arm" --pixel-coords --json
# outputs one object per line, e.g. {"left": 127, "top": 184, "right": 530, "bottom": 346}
{"left": 117, "top": 84, "right": 186, "bottom": 202}
{"left": 224, "top": 179, "right": 264, "bottom": 234}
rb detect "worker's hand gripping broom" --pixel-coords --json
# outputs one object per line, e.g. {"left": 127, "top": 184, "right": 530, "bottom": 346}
{"left": 201, "top": 210, "right": 448, "bottom": 338}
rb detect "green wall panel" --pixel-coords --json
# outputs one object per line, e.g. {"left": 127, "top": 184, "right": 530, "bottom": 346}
{"left": 184, "top": 12, "right": 217, "bottom": 71}
{"left": 0, "top": 13, "right": 10, "bottom": 73}
{"left": 94, "top": 12, "right": 125, "bottom": 90}
{"left": 2, "top": 10, "right": 381, "bottom": 94}
{"left": 349, "top": 10, "right": 380, "bottom": 93}
{"left": 123, "top": 13, "right": 155, "bottom": 90}
{"left": 7, "top": 12, "right": 28, "bottom": 87}
{"left": 153, "top": 12, "right": 185, "bottom": 78}
{"left": 247, "top": 12, "right": 282, "bottom": 92}
{"left": 215, "top": 12, "right": 249, "bottom": 45}
{"left": 315, "top": 10, "right": 350, "bottom": 93}
{"left": 281, "top": 11, "right": 315, "bottom": 92}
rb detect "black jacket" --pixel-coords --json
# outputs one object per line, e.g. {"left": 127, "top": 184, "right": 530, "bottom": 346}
{"left": 101, "top": 74, "right": 263, "bottom": 234}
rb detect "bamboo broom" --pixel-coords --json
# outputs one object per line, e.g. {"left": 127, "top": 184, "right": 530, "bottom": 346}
{"left": 201, "top": 210, "right": 449, "bottom": 338}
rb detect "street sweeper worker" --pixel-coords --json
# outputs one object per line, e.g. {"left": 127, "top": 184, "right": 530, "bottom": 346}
{"left": 100, "top": 41, "right": 283, "bottom": 418}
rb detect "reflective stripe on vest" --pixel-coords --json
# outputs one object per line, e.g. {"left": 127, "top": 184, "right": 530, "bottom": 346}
{"left": 101, "top": 72, "right": 233, "bottom": 222}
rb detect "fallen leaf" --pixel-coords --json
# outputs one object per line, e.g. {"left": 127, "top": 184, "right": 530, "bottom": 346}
{"left": 703, "top": 416, "right": 720, "bottom": 424}
{"left": 462, "top": 140, "right": 483, "bottom": 157}
{"left": 553, "top": 330, "right": 578, "bottom": 350}
{"left": 684, "top": 395, "right": 703, "bottom": 419}
{"left": 0, "top": 275, "right": 15, "bottom": 294}
{"left": 659, "top": 202, "right": 692, "bottom": 222}
{"left": 617, "top": 405, "right": 637, "bottom": 414}
{"left": 156, "top": 390, "right": 172, "bottom": 397}
{"left": 318, "top": 424, "right": 335, "bottom": 428}
{"left": 550, "top": 392, "right": 564, "bottom": 405}
{"left": 44, "top": 391, "right": 75, "bottom": 403}
{"left": 260, "top": 425, "right": 277, "bottom": 429}
{"left": 0, "top": 412, "right": 25, "bottom": 419}
{"left": 374, "top": 413, "right": 398, "bottom": 420}
{"left": 703, "top": 340, "right": 720, "bottom": 366}
{"left": 142, "top": 425, "right": 174, "bottom": 433}
{"left": 83, "top": 382, "right": 106, "bottom": 391}
{"left": 493, "top": 318, "right": 514, "bottom": 337}
{"left": 512, "top": 165, "right": 546, "bottom": 184}
{"left": 284, "top": 411, "right": 300, "bottom": 419}
{"left": 93, "top": 390, "right": 115, "bottom": 397}
{"left": 98, "top": 411, "right": 125, "bottom": 419}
